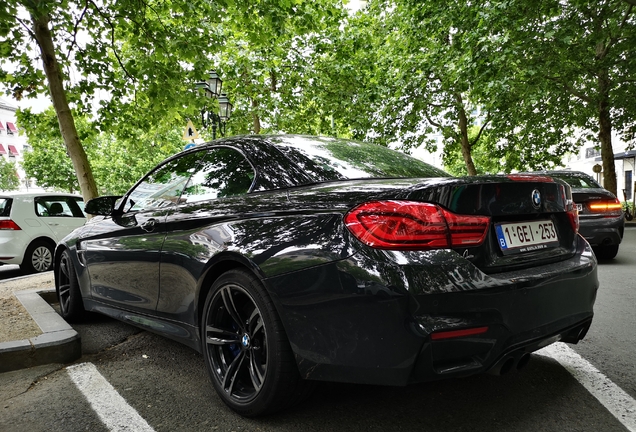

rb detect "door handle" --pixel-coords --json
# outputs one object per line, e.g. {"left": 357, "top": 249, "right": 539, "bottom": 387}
{"left": 48, "top": 223, "right": 59, "bottom": 226}
{"left": 141, "top": 219, "right": 157, "bottom": 232}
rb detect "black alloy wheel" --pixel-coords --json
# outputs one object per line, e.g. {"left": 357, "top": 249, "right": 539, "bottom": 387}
{"left": 202, "top": 269, "right": 310, "bottom": 417}
{"left": 57, "top": 250, "right": 85, "bottom": 322}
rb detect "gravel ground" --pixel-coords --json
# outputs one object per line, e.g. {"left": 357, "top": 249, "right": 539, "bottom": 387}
{"left": 0, "top": 272, "right": 56, "bottom": 343}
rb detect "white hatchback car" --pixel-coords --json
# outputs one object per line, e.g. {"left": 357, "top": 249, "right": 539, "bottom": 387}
{"left": 0, "top": 192, "right": 86, "bottom": 273}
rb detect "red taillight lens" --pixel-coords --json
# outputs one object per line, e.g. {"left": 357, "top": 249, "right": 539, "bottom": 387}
{"left": 568, "top": 210, "right": 580, "bottom": 233}
{"left": 344, "top": 201, "right": 490, "bottom": 250}
{"left": 567, "top": 206, "right": 579, "bottom": 234}
{"left": 0, "top": 220, "right": 21, "bottom": 230}
{"left": 588, "top": 198, "right": 622, "bottom": 213}
{"left": 431, "top": 326, "right": 489, "bottom": 341}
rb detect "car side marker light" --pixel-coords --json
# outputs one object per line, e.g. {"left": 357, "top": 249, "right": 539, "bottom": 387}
{"left": 431, "top": 326, "right": 489, "bottom": 341}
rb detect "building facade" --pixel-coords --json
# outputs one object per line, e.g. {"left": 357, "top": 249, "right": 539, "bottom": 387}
{"left": 0, "top": 97, "right": 34, "bottom": 191}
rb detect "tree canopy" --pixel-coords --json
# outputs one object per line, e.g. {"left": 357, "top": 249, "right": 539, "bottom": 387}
{"left": 0, "top": 157, "right": 20, "bottom": 191}
{"left": 18, "top": 107, "right": 184, "bottom": 194}
{"left": 1, "top": 0, "right": 635, "bottom": 195}
{"left": 1, "top": 0, "right": 345, "bottom": 200}
{"left": 298, "top": 0, "right": 635, "bottom": 187}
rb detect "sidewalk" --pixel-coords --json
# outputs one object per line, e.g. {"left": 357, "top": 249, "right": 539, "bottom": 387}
{"left": 0, "top": 272, "right": 81, "bottom": 373}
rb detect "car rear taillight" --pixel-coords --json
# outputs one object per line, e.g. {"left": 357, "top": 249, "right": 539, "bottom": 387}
{"left": 431, "top": 326, "right": 489, "bottom": 341}
{"left": 588, "top": 198, "right": 623, "bottom": 213}
{"left": 0, "top": 220, "right": 21, "bottom": 230}
{"left": 344, "top": 201, "right": 490, "bottom": 250}
{"left": 567, "top": 207, "right": 579, "bottom": 233}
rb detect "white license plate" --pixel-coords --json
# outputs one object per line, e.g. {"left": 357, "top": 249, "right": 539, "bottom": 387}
{"left": 575, "top": 203, "right": 583, "bottom": 211}
{"left": 495, "top": 220, "right": 560, "bottom": 255}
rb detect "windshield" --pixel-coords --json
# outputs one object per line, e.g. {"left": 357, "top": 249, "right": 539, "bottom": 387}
{"left": 270, "top": 135, "right": 449, "bottom": 182}
{"left": 550, "top": 173, "right": 602, "bottom": 189}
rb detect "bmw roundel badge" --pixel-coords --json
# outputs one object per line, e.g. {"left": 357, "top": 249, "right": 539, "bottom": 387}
{"left": 531, "top": 189, "right": 542, "bottom": 209}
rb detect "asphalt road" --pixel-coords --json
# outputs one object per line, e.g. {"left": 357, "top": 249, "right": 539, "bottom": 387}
{"left": 1, "top": 229, "right": 635, "bottom": 432}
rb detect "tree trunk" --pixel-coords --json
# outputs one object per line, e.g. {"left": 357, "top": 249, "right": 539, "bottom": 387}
{"left": 456, "top": 93, "right": 477, "bottom": 176}
{"left": 251, "top": 98, "right": 261, "bottom": 134}
{"left": 32, "top": 13, "right": 99, "bottom": 202}
{"left": 598, "top": 70, "right": 617, "bottom": 195}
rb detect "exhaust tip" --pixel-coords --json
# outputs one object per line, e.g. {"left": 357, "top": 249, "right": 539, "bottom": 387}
{"left": 500, "top": 357, "right": 515, "bottom": 375}
{"left": 516, "top": 353, "right": 531, "bottom": 371}
{"left": 488, "top": 356, "right": 515, "bottom": 375}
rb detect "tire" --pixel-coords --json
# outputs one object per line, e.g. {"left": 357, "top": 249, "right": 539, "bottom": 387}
{"left": 201, "top": 269, "right": 312, "bottom": 417}
{"left": 593, "top": 244, "right": 619, "bottom": 260}
{"left": 57, "top": 250, "right": 85, "bottom": 322}
{"left": 22, "top": 240, "right": 54, "bottom": 273}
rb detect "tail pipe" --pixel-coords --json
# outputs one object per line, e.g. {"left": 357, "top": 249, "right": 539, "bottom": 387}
{"left": 488, "top": 321, "right": 592, "bottom": 375}
{"left": 487, "top": 350, "right": 532, "bottom": 376}
{"left": 561, "top": 321, "right": 591, "bottom": 344}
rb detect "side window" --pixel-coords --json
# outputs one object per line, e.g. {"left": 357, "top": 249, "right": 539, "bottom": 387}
{"left": 181, "top": 147, "right": 255, "bottom": 203}
{"left": 127, "top": 151, "right": 204, "bottom": 212}
{"left": 35, "top": 197, "right": 85, "bottom": 218}
{"left": 73, "top": 198, "right": 86, "bottom": 217}
{"left": 0, "top": 198, "right": 12, "bottom": 217}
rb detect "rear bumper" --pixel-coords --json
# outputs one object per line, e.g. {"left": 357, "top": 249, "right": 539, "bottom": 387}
{"left": 266, "top": 236, "right": 598, "bottom": 386}
{"left": 0, "top": 234, "right": 26, "bottom": 265}
{"left": 409, "top": 284, "right": 595, "bottom": 383}
{"left": 579, "top": 215, "right": 624, "bottom": 246}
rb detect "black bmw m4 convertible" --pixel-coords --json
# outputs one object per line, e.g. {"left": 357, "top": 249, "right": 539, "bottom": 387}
{"left": 55, "top": 135, "right": 598, "bottom": 416}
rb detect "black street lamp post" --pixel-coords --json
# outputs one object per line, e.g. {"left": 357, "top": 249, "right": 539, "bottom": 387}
{"left": 196, "top": 70, "right": 233, "bottom": 139}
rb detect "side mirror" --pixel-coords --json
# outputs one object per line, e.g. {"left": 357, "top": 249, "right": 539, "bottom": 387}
{"left": 84, "top": 196, "right": 122, "bottom": 216}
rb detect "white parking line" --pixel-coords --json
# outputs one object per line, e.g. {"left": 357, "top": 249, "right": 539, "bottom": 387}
{"left": 67, "top": 362, "right": 155, "bottom": 432}
{"left": 64, "top": 346, "right": 635, "bottom": 432}
{"left": 537, "top": 342, "right": 636, "bottom": 432}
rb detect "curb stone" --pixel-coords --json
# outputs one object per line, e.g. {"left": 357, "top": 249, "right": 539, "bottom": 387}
{"left": 0, "top": 288, "right": 81, "bottom": 373}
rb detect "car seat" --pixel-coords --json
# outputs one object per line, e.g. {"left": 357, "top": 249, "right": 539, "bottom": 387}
{"left": 48, "top": 202, "right": 64, "bottom": 216}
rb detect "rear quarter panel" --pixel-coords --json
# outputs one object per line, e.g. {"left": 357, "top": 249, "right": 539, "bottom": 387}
{"left": 155, "top": 191, "right": 358, "bottom": 326}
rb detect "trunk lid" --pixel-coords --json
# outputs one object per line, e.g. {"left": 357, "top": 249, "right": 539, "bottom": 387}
{"left": 571, "top": 188, "right": 622, "bottom": 220}
{"left": 287, "top": 175, "right": 577, "bottom": 274}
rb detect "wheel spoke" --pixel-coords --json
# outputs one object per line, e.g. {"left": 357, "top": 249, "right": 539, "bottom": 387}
{"left": 248, "top": 308, "right": 263, "bottom": 336}
{"left": 221, "top": 286, "right": 245, "bottom": 332}
{"left": 58, "top": 283, "right": 70, "bottom": 297}
{"left": 59, "top": 283, "right": 70, "bottom": 311}
{"left": 60, "top": 259, "right": 69, "bottom": 279}
{"left": 58, "top": 257, "right": 69, "bottom": 312}
{"left": 222, "top": 350, "right": 246, "bottom": 395}
{"left": 248, "top": 351, "right": 265, "bottom": 391}
{"left": 206, "top": 325, "right": 240, "bottom": 346}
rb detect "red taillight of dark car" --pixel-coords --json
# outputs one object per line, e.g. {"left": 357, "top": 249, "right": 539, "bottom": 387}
{"left": 344, "top": 201, "right": 490, "bottom": 250}
{"left": 0, "top": 220, "right": 21, "bottom": 230}
{"left": 567, "top": 208, "right": 579, "bottom": 233}
{"left": 566, "top": 201, "right": 579, "bottom": 233}
{"left": 431, "top": 326, "right": 489, "bottom": 341}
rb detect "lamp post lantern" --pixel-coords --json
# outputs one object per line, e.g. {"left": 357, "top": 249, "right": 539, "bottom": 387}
{"left": 196, "top": 70, "right": 232, "bottom": 139}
